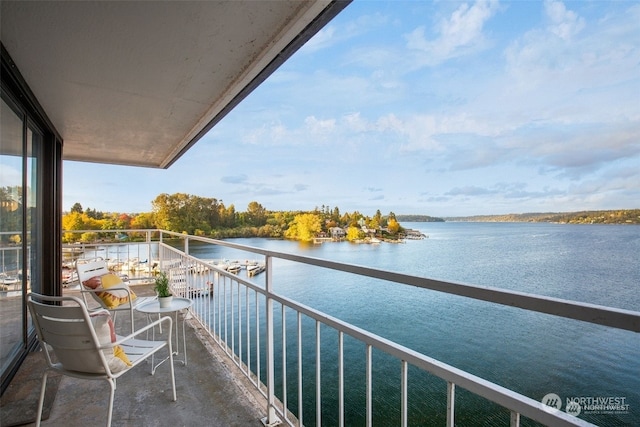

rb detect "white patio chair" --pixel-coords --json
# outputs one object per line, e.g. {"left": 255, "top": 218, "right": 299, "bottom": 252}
{"left": 27, "top": 293, "right": 177, "bottom": 427}
{"left": 76, "top": 258, "right": 154, "bottom": 334}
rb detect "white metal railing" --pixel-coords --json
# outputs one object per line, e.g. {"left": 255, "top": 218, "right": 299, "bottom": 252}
{"left": 61, "top": 229, "right": 159, "bottom": 282}
{"left": 61, "top": 230, "right": 639, "bottom": 427}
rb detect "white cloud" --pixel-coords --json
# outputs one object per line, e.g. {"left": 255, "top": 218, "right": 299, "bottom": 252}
{"left": 302, "top": 26, "right": 336, "bottom": 53}
{"left": 544, "top": 0, "right": 585, "bottom": 41}
{"left": 405, "top": 0, "right": 499, "bottom": 65}
{"left": 304, "top": 116, "right": 336, "bottom": 135}
{"left": 302, "top": 10, "right": 391, "bottom": 54}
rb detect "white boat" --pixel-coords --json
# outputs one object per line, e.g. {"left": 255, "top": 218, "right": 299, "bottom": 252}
{"left": 0, "top": 273, "right": 19, "bottom": 284}
{"left": 0, "top": 273, "right": 20, "bottom": 290}
{"left": 226, "top": 263, "right": 242, "bottom": 274}
{"left": 246, "top": 264, "right": 265, "bottom": 277}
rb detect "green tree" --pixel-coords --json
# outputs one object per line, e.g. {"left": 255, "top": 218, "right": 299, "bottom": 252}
{"left": 332, "top": 207, "right": 340, "bottom": 222}
{"left": 246, "top": 201, "right": 267, "bottom": 226}
{"left": 70, "top": 202, "right": 83, "bottom": 214}
{"left": 222, "top": 204, "right": 236, "bottom": 228}
{"left": 0, "top": 186, "right": 22, "bottom": 242}
{"left": 85, "top": 207, "right": 104, "bottom": 219}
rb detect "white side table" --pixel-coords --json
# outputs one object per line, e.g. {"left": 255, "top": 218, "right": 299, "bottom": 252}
{"left": 135, "top": 297, "right": 193, "bottom": 374}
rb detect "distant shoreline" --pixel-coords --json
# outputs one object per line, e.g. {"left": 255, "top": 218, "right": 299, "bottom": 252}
{"left": 397, "top": 209, "right": 640, "bottom": 225}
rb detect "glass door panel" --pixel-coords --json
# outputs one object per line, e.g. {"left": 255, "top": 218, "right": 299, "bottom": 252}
{"left": 0, "top": 96, "right": 26, "bottom": 373}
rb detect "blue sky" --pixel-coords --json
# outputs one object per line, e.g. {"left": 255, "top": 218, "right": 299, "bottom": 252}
{"left": 63, "top": 0, "right": 640, "bottom": 217}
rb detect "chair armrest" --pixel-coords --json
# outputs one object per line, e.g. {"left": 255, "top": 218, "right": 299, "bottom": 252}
{"left": 79, "top": 285, "right": 135, "bottom": 297}
{"left": 79, "top": 286, "right": 137, "bottom": 312}
{"left": 113, "top": 315, "right": 173, "bottom": 345}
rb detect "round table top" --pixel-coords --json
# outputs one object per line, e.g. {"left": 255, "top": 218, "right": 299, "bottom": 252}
{"left": 135, "top": 297, "right": 193, "bottom": 314}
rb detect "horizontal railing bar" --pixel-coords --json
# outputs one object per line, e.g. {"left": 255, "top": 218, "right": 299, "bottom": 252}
{"left": 268, "top": 292, "right": 596, "bottom": 427}
{"left": 159, "top": 231, "right": 640, "bottom": 333}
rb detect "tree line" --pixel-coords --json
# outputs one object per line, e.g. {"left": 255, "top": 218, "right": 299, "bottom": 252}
{"left": 62, "top": 193, "right": 405, "bottom": 243}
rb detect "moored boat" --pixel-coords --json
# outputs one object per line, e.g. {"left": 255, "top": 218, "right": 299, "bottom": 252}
{"left": 246, "top": 263, "right": 265, "bottom": 277}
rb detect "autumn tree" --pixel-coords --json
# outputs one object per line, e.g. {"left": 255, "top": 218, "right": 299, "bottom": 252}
{"left": 346, "top": 226, "right": 364, "bottom": 241}
{"left": 284, "top": 213, "right": 322, "bottom": 242}
{"left": 61, "top": 211, "right": 103, "bottom": 242}
{"left": 373, "top": 209, "right": 382, "bottom": 225}
{"left": 130, "top": 212, "right": 156, "bottom": 229}
{"left": 387, "top": 217, "right": 400, "bottom": 234}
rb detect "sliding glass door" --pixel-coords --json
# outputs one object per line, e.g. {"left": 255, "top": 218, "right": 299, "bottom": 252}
{"left": 0, "top": 94, "right": 44, "bottom": 379}
{"left": 0, "top": 95, "right": 27, "bottom": 377}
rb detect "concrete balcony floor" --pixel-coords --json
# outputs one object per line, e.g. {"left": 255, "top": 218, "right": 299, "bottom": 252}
{"left": 3, "top": 284, "right": 267, "bottom": 427}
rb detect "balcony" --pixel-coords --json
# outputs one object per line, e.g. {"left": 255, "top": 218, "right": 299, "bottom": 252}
{"left": 3, "top": 282, "right": 266, "bottom": 426}
{"left": 4, "top": 229, "right": 639, "bottom": 426}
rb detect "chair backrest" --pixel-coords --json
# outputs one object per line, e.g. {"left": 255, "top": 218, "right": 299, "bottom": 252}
{"left": 76, "top": 258, "right": 110, "bottom": 284}
{"left": 76, "top": 258, "right": 110, "bottom": 306}
{"left": 27, "top": 294, "right": 111, "bottom": 374}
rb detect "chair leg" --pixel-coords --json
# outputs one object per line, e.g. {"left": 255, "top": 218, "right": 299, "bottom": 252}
{"left": 35, "top": 370, "right": 49, "bottom": 427}
{"left": 129, "top": 308, "right": 135, "bottom": 335}
{"left": 106, "top": 378, "right": 116, "bottom": 427}
{"left": 169, "top": 344, "right": 177, "bottom": 401}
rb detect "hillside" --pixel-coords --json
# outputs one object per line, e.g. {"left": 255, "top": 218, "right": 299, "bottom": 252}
{"left": 396, "top": 215, "right": 445, "bottom": 222}
{"left": 443, "top": 209, "right": 640, "bottom": 225}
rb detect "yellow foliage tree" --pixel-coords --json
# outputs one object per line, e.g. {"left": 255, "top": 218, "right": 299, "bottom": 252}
{"left": 284, "top": 213, "right": 321, "bottom": 242}
{"left": 387, "top": 218, "right": 400, "bottom": 234}
{"left": 346, "top": 226, "right": 363, "bottom": 241}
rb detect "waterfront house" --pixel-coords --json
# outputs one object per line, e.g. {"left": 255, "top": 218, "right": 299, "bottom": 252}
{"left": 329, "top": 227, "right": 346, "bottom": 239}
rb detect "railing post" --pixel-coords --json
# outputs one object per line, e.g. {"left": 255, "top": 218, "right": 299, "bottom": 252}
{"left": 510, "top": 411, "right": 520, "bottom": 427}
{"left": 298, "top": 312, "right": 304, "bottom": 427}
{"left": 338, "top": 331, "right": 344, "bottom": 427}
{"left": 316, "top": 320, "right": 321, "bottom": 427}
{"left": 366, "top": 344, "right": 372, "bottom": 427}
{"left": 401, "top": 360, "right": 408, "bottom": 427}
{"left": 146, "top": 230, "right": 152, "bottom": 276}
{"left": 447, "top": 382, "right": 455, "bottom": 427}
{"left": 159, "top": 231, "right": 164, "bottom": 271}
{"left": 261, "top": 255, "right": 281, "bottom": 426}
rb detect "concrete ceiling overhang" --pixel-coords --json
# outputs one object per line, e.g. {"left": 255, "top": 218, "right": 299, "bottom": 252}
{"left": 1, "top": 0, "right": 349, "bottom": 168}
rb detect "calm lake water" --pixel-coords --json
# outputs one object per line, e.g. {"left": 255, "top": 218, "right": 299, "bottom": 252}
{"left": 184, "top": 222, "right": 639, "bottom": 426}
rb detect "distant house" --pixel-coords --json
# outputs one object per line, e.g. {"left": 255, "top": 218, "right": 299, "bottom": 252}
{"left": 329, "top": 227, "right": 346, "bottom": 239}
{"left": 360, "top": 225, "right": 378, "bottom": 237}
